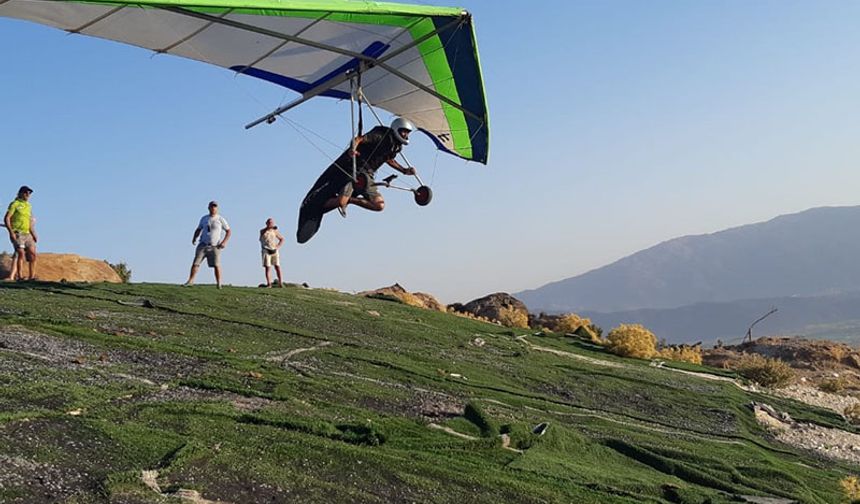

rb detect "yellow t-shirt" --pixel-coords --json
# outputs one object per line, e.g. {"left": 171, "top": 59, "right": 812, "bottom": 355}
{"left": 7, "top": 199, "right": 31, "bottom": 234}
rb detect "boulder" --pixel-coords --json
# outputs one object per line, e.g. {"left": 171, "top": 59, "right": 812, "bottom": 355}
{"left": 0, "top": 253, "right": 122, "bottom": 283}
{"left": 358, "top": 283, "right": 445, "bottom": 311}
{"left": 461, "top": 293, "right": 529, "bottom": 324}
{"left": 412, "top": 292, "right": 445, "bottom": 312}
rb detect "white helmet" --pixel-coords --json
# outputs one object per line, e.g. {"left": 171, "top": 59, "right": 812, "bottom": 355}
{"left": 390, "top": 117, "right": 415, "bottom": 145}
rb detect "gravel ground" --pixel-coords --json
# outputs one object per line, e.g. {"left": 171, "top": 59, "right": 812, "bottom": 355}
{"left": 754, "top": 403, "right": 860, "bottom": 465}
{"left": 0, "top": 325, "right": 207, "bottom": 383}
{"left": 773, "top": 384, "right": 859, "bottom": 416}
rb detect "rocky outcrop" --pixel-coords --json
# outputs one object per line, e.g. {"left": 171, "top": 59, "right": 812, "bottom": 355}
{"left": 358, "top": 284, "right": 444, "bottom": 312}
{"left": 458, "top": 293, "right": 528, "bottom": 324}
{"left": 0, "top": 253, "right": 122, "bottom": 283}
{"left": 412, "top": 292, "right": 445, "bottom": 312}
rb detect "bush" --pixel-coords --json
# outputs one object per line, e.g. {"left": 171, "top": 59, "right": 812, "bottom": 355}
{"left": 845, "top": 404, "right": 860, "bottom": 425}
{"left": 658, "top": 345, "right": 703, "bottom": 365}
{"left": 734, "top": 354, "right": 794, "bottom": 388}
{"left": 841, "top": 475, "right": 860, "bottom": 503}
{"left": 497, "top": 306, "right": 528, "bottom": 329}
{"left": 108, "top": 261, "right": 132, "bottom": 283}
{"left": 819, "top": 376, "right": 847, "bottom": 394}
{"left": 606, "top": 324, "right": 657, "bottom": 359}
{"left": 556, "top": 313, "right": 590, "bottom": 334}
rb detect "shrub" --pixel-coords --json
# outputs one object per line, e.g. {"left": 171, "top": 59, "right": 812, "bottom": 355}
{"left": 108, "top": 261, "right": 132, "bottom": 283}
{"left": 819, "top": 376, "right": 847, "bottom": 394}
{"left": 658, "top": 345, "right": 703, "bottom": 365}
{"left": 556, "top": 313, "right": 590, "bottom": 334}
{"left": 497, "top": 306, "right": 528, "bottom": 329}
{"left": 606, "top": 324, "right": 657, "bottom": 359}
{"left": 841, "top": 475, "right": 860, "bottom": 503}
{"left": 734, "top": 354, "right": 794, "bottom": 388}
{"left": 575, "top": 325, "right": 605, "bottom": 345}
{"left": 845, "top": 404, "right": 860, "bottom": 425}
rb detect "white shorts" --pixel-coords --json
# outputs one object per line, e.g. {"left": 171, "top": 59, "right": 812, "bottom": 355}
{"left": 262, "top": 249, "right": 280, "bottom": 267}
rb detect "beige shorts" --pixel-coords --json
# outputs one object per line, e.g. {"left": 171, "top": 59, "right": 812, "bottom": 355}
{"left": 11, "top": 232, "right": 35, "bottom": 250}
{"left": 262, "top": 249, "right": 280, "bottom": 267}
{"left": 193, "top": 244, "right": 221, "bottom": 268}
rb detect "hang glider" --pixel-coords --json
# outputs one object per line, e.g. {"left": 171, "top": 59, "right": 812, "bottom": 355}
{"left": 0, "top": 0, "right": 490, "bottom": 163}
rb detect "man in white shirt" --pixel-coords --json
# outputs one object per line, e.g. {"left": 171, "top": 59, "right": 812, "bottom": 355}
{"left": 184, "top": 201, "right": 231, "bottom": 288}
{"left": 259, "top": 217, "right": 285, "bottom": 288}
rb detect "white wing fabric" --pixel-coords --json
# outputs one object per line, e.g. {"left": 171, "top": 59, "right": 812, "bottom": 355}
{"left": 1, "top": 0, "right": 489, "bottom": 163}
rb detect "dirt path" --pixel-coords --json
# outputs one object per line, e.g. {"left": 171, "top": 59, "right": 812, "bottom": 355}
{"left": 263, "top": 341, "right": 333, "bottom": 362}
{"left": 427, "top": 424, "right": 523, "bottom": 453}
{"left": 515, "top": 335, "right": 622, "bottom": 368}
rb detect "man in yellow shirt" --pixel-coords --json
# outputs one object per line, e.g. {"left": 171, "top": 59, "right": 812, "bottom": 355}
{"left": 4, "top": 186, "right": 37, "bottom": 281}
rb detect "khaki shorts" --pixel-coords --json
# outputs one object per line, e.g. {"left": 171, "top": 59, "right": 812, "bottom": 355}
{"left": 193, "top": 244, "right": 221, "bottom": 268}
{"left": 342, "top": 170, "right": 381, "bottom": 200}
{"left": 11, "top": 232, "right": 35, "bottom": 250}
{"left": 261, "top": 249, "right": 280, "bottom": 267}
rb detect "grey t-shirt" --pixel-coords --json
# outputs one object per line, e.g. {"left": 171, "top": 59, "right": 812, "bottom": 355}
{"left": 198, "top": 214, "right": 230, "bottom": 246}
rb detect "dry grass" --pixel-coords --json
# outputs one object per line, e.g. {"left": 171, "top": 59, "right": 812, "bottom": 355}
{"left": 734, "top": 354, "right": 794, "bottom": 388}
{"left": 819, "top": 376, "right": 848, "bottom": 394}
{"left": 841, "top": 475, "right": 860, "bottom": 503}
{"left": 845, "top": 404, "right": 860, "bottom": 426}
{"left": 658, "top": 345, "right": 703, "bottom": 365}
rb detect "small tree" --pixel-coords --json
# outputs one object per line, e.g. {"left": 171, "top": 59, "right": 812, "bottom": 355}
{"left": 606, "top": 324, "right": 657, "bottom": 359}
{"left": 108, "top": 262, "right": 132, "bottom": 283}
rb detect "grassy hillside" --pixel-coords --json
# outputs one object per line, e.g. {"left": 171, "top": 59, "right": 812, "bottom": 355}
{"left": 0, "top": 282, "right": 855, "bottom": 503}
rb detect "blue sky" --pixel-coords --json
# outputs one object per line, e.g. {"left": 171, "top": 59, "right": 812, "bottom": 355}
{"left": 2, "top": 1, "right": 859, "bottom": 303}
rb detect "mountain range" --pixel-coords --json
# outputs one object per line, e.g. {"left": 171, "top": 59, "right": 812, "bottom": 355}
{"left": 516, "top": 206, "right": 860, "bottom": 313}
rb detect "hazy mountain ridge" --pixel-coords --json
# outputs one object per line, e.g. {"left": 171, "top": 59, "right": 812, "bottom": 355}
{"left": 517, "top": 206, "right": 860, "bottom": 313}
{"left": 582, "top": 291, "right": 860, "bottom": 346}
